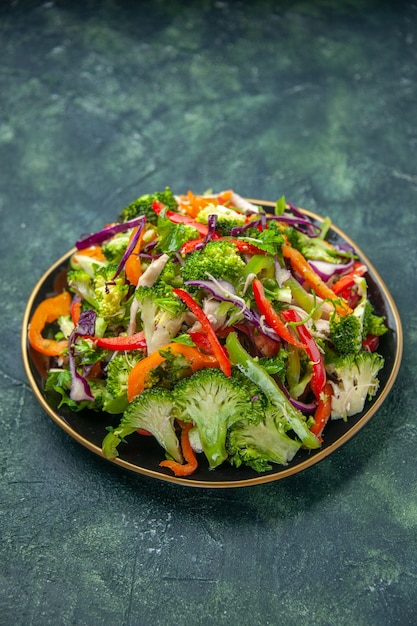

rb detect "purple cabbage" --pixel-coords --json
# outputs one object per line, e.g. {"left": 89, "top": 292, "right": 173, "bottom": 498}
{"left": 75, "top": 215, "right": 146, "bottom": 250}
{"left": 185, "top": 278, "right": 280, "bottom": 342}
{"left": 230, "top": 213, "right": 320, "bottom": 238}
{"left": 112, "top": 218, "right": 146, "bottom": 280}
{"left": 68, "top": 309, "right": 97, "bottom": 402}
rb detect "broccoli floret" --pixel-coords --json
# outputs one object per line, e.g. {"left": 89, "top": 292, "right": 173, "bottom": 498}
{"left": 105, "top": 352, "right": 144, "bottom": 411}
{"left": 195, "top": 203, "right": 246, "bottom": 236}
{"left": 67, "top": 269, "right": 97, "bottom": 307}
{"left": 363, "top": 300, "right": 388, "bottom": 338}
{"left": 68, "top": 264, "right": 130, "bottom": 323}
{"left": 88, "top": 379, "right": 129, "bottom": 414}
{"left": 286, "top": 226, "right": 350, "bottom": 263}
{"left": 157, "top": 258, "right": 183, "bottom": 289}
{"left": 172, "top": 368, "right": 254, "bottom": 469}
{"left": 227, "top": 405, "right": 302, "bottom": 472}
{"left": 226, "top": 331, "right": 320, "bottom": 450}
{"left": 135, "top": 285, "right": 186, "bottom": 353}
{"left": 327, "top": 352, "right": 384, "bottom": 419}
{"left": 93, "top": 264, "right": 129, "bottom": 322}
{"left": 118, "top": 187, "right": 178, "bottom": 224}
{"left": 181, "top": 240, "right": 246, "bottom": 286}
{"left": 102, "top": 388, "right": 182, "bottom": 462}
{"left": 329, "top": 313, "right": 362, "bottom": 356}
{"left": 56, "top": 314, "right": 74, "bottom": 340}
{"left": 102, "top": 231, "right": 131, "bottom": 262}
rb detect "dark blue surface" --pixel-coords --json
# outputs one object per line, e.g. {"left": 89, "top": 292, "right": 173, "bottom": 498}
{"left": 1, "top": 1, "right": 416, "bottom": 624}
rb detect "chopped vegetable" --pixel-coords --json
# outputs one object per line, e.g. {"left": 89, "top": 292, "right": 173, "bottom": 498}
{"left": 28, "top": 292, "right": 71, "bottom": 356}
{"left": 282, "top": 244, "right": 352, "bottom": 315}
{"left": 127, "top": 342, "right": 219, "bottom": 401}
{"left": 29, "top": 186, "right": 388, "bottom": 477}
{"left": 159, "top": 421, "right": 199, "bottom": 476}
{"left": 173, "top": 288, "right": 231, "bottom": 377}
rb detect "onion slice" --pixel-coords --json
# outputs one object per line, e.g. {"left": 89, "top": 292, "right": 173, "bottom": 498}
{"left": 308, "top": 258, "right": 354, "bottom": 281}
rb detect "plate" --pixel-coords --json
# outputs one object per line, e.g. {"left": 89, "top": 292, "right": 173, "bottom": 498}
{"left": 21, "top": 201, "right": 403, "bottom": 487}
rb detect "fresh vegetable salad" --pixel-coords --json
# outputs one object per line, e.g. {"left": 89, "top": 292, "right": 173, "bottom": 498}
{"left": 28, "top": 188, "right": 388, "bottom": 475}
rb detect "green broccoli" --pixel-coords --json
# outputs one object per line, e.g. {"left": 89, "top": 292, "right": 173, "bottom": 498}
{"left": 363, "top": 300, "right": 388, "bottom": 338}
{"left": 102, "top": 230, "right": 131, "bottom": 262}
{"left": 157, "top": 257, "right": 183, "bottom": 289}
{"left": 329, "top": 313, "right": 362, "bottom": 356}
{"left": 67, "top": 269, "right": 97, "bottom": 307}
{"left": 227, "top": 405, "right": 302, "bottom": 472}
{"left": 135, "top": 284, "right": 186, "bottom": 353}
{"left": 180, "top": 240, "right": 246, "bottom": 286}
{"left": 118, "top": 187, "right": 178, "bottom": 224}
{"left": 105, "top": 352, "right": 144, "bottom": 412}
{"left": 226, "top": 332, "right": 320, "bottom": 450}
{"left": 88, "top": 379, "right": 130, "bottom": 414}
{"left": 326, "top": 351, "right": 385, "bottom": 419}
{"left": 93, "top": 264, "right": 129, "bottom": 322}
{"left": 195, "top": 203, "right": 246, "bottom": 236}
{"left": 172, "top": 368, "right": 254, "bottom": 469}
{"left": 102, "top": 387, "right": 182, "bottom": 462}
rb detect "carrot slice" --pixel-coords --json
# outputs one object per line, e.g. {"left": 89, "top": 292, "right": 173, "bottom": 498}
{"left": 282, "top": 244, "right": 352, "bottom": 316}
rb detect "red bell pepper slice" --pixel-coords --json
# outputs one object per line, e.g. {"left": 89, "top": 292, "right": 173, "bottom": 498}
{"left": 332, "top": 262, "right": 367, "bottom": 295}
{"left": 180, "top": 235, "right": 266, "bottom": 256}
{"left": 92, "top": 331, "right": 147, "bottom": 351}
{"left": 362, "top": 334, "right": 380, "bottom": 353}
{"left": 179, "top": 233, "right": 220, "bottom": 255}
{"left": 310, "top": 382, "right": 333, "bottom": 438}
{"left": 151, "top": 201, "right": 209, "bottom": 237}
{"left": 226, "top": 238, "right": 266, "bottom": 255}
{"left": 173, "top": 288, "right": 231, "bottom": 377}
{"left": 281, "top": 308, "right": 326, "bottom": 399}
{"left": 252, "top": 279, "right": 306, "bottom": 349}
{"left": 188, "top": 331, "right": 215, "bottom": 354}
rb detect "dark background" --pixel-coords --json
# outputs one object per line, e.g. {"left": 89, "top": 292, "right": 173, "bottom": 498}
{"left": 1, "top": 1, "right": 416, "bottom": 624}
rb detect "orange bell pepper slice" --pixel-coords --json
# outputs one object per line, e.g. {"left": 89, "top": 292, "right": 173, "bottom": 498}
{"left": 28, "top": 291, "right": 72, "bottom": 356}
{"left": 159, "top": 421, "right": 199, "bottom": 477}
{"left": 127, "top": 342, "right": 219, "bottom": 402}
{"left": 125, "top": 226, "right": 146, "bottom": 286}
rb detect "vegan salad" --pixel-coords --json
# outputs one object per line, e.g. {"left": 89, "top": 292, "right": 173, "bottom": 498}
{"left": 28, "top": 188, "right": 388, "bottom": 475}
